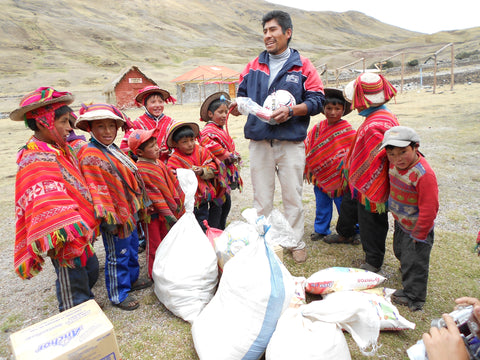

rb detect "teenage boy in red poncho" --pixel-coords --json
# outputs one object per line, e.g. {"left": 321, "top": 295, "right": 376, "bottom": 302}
{"left": 199, "top": 92, "right": 243, "bottom": 230}
{"left": 166, "top": 121, "right": 227, "bottom": 232}
{"left": 10, "top": 87, "right": 99, "bottom": 312}
{"left": 128, "top": 128, "right": 184, "bottom": 279}
{"left": 76, "top": 103, "right": 152, "bottom": 311}
{"left": 333, "top": 72, "right": 400, "bottom": 274}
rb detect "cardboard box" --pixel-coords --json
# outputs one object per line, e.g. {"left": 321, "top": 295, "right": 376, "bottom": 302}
{"left": 10, "top": 300, "right": 121, "bottom": 360}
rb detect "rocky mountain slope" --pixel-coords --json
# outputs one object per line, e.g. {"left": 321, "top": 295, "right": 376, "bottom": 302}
{"left": 1, "top": 0, "right": 479, "bottom": 110}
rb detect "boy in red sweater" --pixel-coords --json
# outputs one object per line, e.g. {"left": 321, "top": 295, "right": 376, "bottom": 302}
{"left": 381, "top": 126, "right": 439, "bottom": 311}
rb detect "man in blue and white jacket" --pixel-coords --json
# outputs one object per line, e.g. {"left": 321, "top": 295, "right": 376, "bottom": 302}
{"left": 230, "top": 10, "right": 325, "bottom": 263}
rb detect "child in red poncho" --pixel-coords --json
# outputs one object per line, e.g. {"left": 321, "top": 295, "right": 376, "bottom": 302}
{"left": 166, "top": 121, "right": 227, "bottom": 232}
{"left": 199, "top": 92, "right": 243, "bottom": 230}
{"left": 76, "top": 103, "right": 152, "bottom": 311}
{"left": 10, "top": 87, "right": 99, "bottom": 312}
{"left": 128, "top": 128, "right": 184, "bottom": 278}
{"left": 304, "top": 88, "right": 357, "bottom": 243}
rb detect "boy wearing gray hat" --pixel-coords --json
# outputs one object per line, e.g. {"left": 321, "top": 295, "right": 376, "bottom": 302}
{"left": 381, "top": 126, "right": 439, "bottom": 311}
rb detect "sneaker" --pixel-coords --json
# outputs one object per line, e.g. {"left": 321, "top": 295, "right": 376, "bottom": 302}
{"left": 292, "top": 248, "right": 307, "bottom": 263}
{"left": 359, "top": 262, "right": 381, "bottom": 273}
{"left": 310, "top": 232, "right": 326, "bottom": 241}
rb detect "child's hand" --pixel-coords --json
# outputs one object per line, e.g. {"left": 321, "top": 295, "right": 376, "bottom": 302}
{"left": 192, "top": 166, "right": 203, "bottom": 176}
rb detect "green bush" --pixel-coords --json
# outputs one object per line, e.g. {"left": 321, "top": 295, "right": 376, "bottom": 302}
{"left": 407, "top": 59, "right": 419, "bottom": 67}
{"left": 455, "top": 50, "right": 479, "bottom": 60}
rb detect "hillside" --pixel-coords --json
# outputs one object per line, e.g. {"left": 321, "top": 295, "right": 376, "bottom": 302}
{"left": 1, "top": 0, "right": 479, "bottom": 111}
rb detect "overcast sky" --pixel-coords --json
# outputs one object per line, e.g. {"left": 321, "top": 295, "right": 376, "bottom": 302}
{"left": 266, "top": 0, "right": 479, "bottom": 34}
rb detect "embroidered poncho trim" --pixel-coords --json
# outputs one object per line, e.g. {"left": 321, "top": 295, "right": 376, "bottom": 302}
{"left": 199, "top": 122, "right": 243, "bottom": 191}
{"left": 167, "top": 144, "right": 228, "bottom": 207}
{"left": 14, "top": 138, "right": 97, "bottom": 279}
{"left": 304, "top": 119, "right": 356, "bottom": 198}
{"left": 137, "top": 158, "right": 185, "bottom": 225}
{"left": 78, "top": 141, "right": 145, "bottom": 238}
{"left": 345, "top": 108, "right": 399, "bottom": 213}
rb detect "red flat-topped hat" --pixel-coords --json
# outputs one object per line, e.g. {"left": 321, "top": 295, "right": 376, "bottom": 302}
{"left": 135, "top": 85, "right": 173, "bottom": 107}
{"left": 10, "top": 87, "right": 74, "bottom": 122}
{"left": 343, "top": 72, "right": 397, "bottom": 110}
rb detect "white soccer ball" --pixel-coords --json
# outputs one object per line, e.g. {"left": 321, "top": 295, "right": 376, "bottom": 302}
{"left": 263, "top": 90, "right": 296, "bottom": 111}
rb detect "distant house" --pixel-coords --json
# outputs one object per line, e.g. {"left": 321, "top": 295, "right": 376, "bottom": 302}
{"left": 103, "top": 65, "right": 157, "bottom": 109}
{"left": 171, "top": 65, "right": 240, "bottom": 104}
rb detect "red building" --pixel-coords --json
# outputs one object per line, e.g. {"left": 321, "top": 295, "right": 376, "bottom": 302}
{"left": 103, "top": 65, "right": 157, "bottom": 109}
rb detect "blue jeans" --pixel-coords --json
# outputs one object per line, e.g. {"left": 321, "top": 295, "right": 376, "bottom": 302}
{"left": 313, "top": 186, "right": 342, "bottom": 235}
{"left": 52, "top": 252, "right": 99, "bottom": 312}
{"left": 102, "top": 228, "right": 140, "bottom": 305}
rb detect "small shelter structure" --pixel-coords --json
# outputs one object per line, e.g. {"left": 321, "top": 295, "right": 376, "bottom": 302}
{"left": 103, "top": 65, "right": 157, "bottom": 109}
{"left": 171, "top": 65, "right": 240, "bottom": 104}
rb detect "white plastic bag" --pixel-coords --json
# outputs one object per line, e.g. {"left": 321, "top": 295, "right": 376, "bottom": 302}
{"left": 357, "top": 288, "right": 416, "bottom": 330}
{"left": 301, "top": 291, "right": 381, "bottom": 355}
{"left": 213, "top": 220, "right": 257, "bottom": 270}
{"left": 192, "top": 234, "right": 294, "bottom": 360}
{"left": 266, "top": 307, "right": 351, "bottom": 360}
{"left": 152, "top": 168, "right": 218, "bottom": 323}
{"left": 305, "top": 267, "right": 386, "bottom": 295}
{"left": 236, "top": 97, "right": 274, "bottom": 124}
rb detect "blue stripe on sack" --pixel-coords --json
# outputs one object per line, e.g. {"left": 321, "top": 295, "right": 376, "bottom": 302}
{"left": 242, "top": 240, "right": 285, "bottom": 360}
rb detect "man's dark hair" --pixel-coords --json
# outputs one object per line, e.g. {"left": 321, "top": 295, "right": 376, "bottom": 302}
{"left": 324, "top": 96, "right": 346, "bottom": 109}
{"left": 262, "top": 10, "right": 293, "bottom": 45}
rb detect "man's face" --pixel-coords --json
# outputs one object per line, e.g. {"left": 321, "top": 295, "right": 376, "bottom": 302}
{"left": 263, "top": 19, "right": 291, "bottom": 55}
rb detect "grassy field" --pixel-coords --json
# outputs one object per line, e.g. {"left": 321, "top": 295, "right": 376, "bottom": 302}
{"left": 0, "top": 81, "right": 479, "bottom": 359}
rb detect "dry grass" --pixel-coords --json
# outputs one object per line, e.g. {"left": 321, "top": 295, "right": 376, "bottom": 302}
{"left": 1, "top": 82, "right": 480, "bottom": 359}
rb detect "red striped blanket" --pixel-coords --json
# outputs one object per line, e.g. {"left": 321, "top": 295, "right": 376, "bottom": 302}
{"left": 137, "top": 158, "right": 185, "bottom": 225}
{"left": 199, "top": 122, "right": 243, "bottom": 191}
{"left": 304, "top": 119, "right": 356, "bottom": 197}
{"left": 14, "top": 138, "right": 97, "bottom": 279}
{"left": 345, "top": 109, "right": 400, "bottom": 212}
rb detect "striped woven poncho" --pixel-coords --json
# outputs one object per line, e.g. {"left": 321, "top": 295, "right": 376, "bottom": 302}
{"left": 167, "top": 144, "right": 228, "bottom": 207}
{"left": 304, "top": 119, "right": 356, "bottom": 198}
{"left": 14, "top": 137, "right": 97, "bottom": 279}
{"left": 345, "top": 108, "right": 400, "bottom": 213}
{"left": 121, "top": 113, "right": 174, "bottom": 162}
{"left": 77, "top": 141, "right": 146, "bottom": 238}
{"left": 199, "top": 122, "right": 243, "bottom": 191}
{"left": 137, "top": 158, "right": 185, "bottom": 225}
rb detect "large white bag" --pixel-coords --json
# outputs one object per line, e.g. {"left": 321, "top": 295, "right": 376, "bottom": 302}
{"left": 266, "top": 307, "right": 351, "bottom": 360}
{"left": 152, "top": 169, "right": 218, "bottom": 323}
{"left": 192, "top": 233, "right": 294, "bottom": 360}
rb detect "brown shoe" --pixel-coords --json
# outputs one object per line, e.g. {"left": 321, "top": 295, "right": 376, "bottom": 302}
{"left": 292, "top": 248, "right": 307, "bottom": 263}
{"left": 323, "top": 234, "right": 354, "bottom": 244}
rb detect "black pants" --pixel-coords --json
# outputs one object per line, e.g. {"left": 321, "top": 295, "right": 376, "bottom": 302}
{"left": 336, "top": 187, "right": 359, "bottom": 237}
{"left": 208, "top": 193, "right": 232, "bottom": 230}
{"left": 393, "top": 221, "right": 433, "bottom": 303}
{"left": 357, "top": 203, "right": 389, "bottom": 268}
{"left": 194, "top": 201, "right": 209, "bottom": 232}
